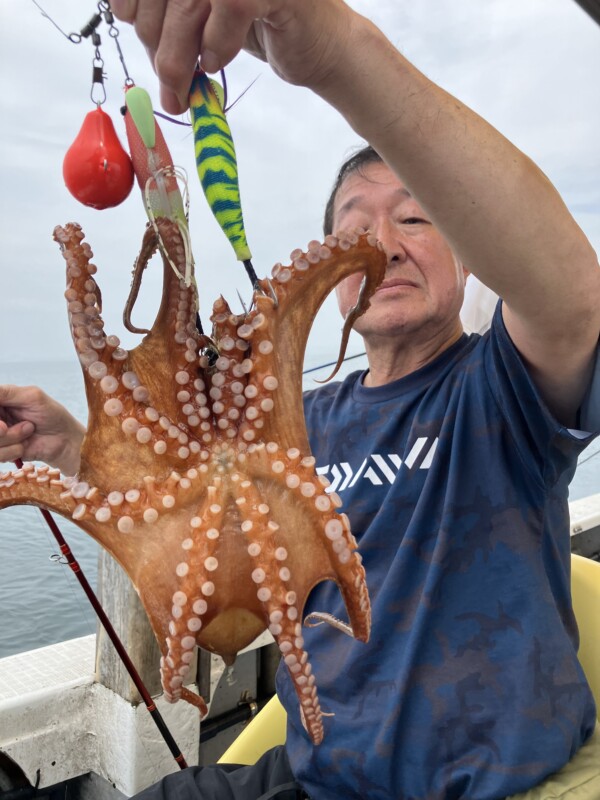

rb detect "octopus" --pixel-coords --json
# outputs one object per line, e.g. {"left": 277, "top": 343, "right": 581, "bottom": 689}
{"left": 0, "top": 214, "right": 385, "bottom": 745}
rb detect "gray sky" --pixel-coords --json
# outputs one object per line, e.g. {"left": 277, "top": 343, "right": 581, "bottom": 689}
{"left": 0, "top": 0, "right": 598, "bottom": 368}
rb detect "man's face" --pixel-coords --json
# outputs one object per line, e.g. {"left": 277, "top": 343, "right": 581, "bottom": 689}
{"left": 332, "top": 162, "right": 467, "bottom": 342}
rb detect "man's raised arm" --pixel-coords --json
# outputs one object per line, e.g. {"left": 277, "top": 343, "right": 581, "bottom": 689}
{"left": 113, "top": 0, "right": 600, "bottom": 426}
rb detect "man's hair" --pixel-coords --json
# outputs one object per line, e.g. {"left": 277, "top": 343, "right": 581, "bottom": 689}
{"left": 323, "top": 145, "right": 383, "bottom": 236}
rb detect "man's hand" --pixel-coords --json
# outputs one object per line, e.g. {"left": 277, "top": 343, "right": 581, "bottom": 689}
{"left": 111, "top": 0, "right": 354, "bottom": 113}
{"left": 0, "top": 385, "right": 85, "bottom": 476}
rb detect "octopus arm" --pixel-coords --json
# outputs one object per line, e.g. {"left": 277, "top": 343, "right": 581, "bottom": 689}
{"left": 0, "top": 463, "right": 80, "bottom": 519}
{"left": 253, "top": 230, "right": 385, "bottom": 454}
{"left": 244, "top": 444, "right": 370, "bottom": 641}
{"left": 123, "top": 224, "right": 158, "bottom": 334}
{"left": 55, "top": 222, "right": 201, "bottom": 488}
{"left": 124, "top": 218, "right": 208, "bottom": 442}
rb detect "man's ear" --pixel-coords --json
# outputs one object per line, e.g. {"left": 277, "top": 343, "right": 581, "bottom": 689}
{"left": 452, "top": 252, "right": 469, "bottom": 282}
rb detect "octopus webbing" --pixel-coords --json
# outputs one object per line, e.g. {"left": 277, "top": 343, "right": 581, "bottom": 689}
{"left": 0, "top": 219, "right": 385, "bottom": 744}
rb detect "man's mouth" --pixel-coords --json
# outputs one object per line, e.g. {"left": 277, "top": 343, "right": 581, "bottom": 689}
{"left": 377, "top": 278, "right": 419, "bottom": 292}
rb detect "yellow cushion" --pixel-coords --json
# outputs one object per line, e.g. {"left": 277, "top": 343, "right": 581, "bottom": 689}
{"left": 571, "top": 553, "right": 600, "bottom": 716}
{"left": 218, "top": 694, "right": 287, "bottom": 765}
{"left": 507, "top": 723, "right": 600, "bottom": 799}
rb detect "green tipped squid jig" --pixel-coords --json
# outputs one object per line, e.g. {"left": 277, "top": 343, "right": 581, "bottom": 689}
{"left": 123, "top": 84, "right": 195, "bottom": 288}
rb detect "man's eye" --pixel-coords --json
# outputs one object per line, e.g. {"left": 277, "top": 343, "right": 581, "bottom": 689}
{"left": 403, "top": 217, "right": 426, "bottom": 225}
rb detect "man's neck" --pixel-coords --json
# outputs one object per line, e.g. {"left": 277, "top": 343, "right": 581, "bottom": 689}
{"left": 362, "top": 323, "right": 464, "bottom": 388}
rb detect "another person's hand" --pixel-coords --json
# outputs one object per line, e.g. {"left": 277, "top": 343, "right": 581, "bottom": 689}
{"left": 111, "top": 0, "right": 355, "bottom": 113}
{"left": 0, "top": 385, "right": 85, "bottom": 476}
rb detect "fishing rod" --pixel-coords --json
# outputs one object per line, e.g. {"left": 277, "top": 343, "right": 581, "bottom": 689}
{"left": 15, "top": 458, "right": 189, "bottom": 771}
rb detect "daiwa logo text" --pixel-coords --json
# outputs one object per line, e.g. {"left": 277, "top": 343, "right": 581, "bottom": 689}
{"left": 316, "top": 437, "right": 438, "bottom": 493}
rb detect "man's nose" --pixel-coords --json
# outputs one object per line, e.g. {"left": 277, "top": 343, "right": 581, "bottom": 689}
{"left": 372, "top": 220, "right": 408, "bottom": 264}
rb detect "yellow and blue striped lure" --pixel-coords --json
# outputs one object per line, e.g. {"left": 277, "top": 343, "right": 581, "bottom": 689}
{"left": 189, "top": 70, "right": 252, "bottom": 266}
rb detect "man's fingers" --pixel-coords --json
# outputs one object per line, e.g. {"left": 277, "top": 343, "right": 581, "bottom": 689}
{"left": 0, "top": 442, "right": 26, "bottom": 465}
{"left": 200, "top": 0, "right": 269, "bottom": 72}
{"left": 0, "top": 420, "right": 35, "bottom": 444}
{"left": 154, "top": 0, "right": 211, "bottom": 112}
{"left": 199, "top": 0, "right": 257, "bottom": 73}
{"left": 0, "top": 384, "right": 22, "bottom": 408}
{"left": 0, "top": 420, "right": 35, "bottom": 465}
{"left": 113, "top": 0, "right": 272, "bottom": 114}
{"left": 111, "top": 0, "right": 139, "bottom": 23}
{"left": 159, "top": 84, "right": 187, "bottom": 115}
{"left": 0, "top": 384, "right": 45, "bottom": 412}
{"left": 134, "top": 0, "right": 169, "bottom": 55}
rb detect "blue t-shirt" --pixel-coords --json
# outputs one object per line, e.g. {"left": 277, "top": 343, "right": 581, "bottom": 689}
{"left": 276, "top": 306, "right": 598, "bottom": 800}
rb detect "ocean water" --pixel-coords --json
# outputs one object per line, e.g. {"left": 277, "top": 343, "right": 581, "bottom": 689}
{"left": 0, "top": 357, "right": 598, "bottom": 659}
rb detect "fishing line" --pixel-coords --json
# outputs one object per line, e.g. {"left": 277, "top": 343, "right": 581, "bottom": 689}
{"left": 44, "top": 523, "right": 98, "bottom": 637}
{"left": 577, "top": 445, "right": 600, "bottom": 467}
{"left": 153, "top": 111, "right": 193, "bottom": 127}
{"left": 303, "top": 350, "right": 367, "bottom": 376}
{"left": 29, "top": 0, "right": 74, "bottom": 40}
{"left": 4, "top": 472, "right": 97, "bottom": 639}
{"left": 154, "top": 75, "right": 260, "bottom": 128}
{"left": 29, "top": 0, "right": 133, "bottom": 103}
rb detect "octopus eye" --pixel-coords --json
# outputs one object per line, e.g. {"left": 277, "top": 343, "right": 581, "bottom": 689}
{"left": 200, "top": 343, "right": 220, "bottom": 368}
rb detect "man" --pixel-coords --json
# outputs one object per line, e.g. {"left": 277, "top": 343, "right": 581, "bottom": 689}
{"left": 1, "top": 1, "right": 599, "bottom": 797}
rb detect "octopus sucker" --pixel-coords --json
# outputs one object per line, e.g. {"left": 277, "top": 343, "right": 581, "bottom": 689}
{"left": 0, "top": 217, "right": 386, "bottom": 744}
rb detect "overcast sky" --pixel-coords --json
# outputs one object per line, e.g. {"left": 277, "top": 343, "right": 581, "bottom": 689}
{"left": 0, "top": 0, "right": 598, "bottom": 370}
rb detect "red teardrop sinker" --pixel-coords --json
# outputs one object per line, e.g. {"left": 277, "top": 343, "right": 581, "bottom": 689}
{"left": 63, "top": 107, "right": 134, "bottom": 210}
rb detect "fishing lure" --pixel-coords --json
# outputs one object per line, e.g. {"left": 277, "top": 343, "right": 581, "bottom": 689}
{"left": 189, "top": 69, "right": 259, "bottom": 288}
{"left": 123, "top": 84, "right": 194, "bottom": 287}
